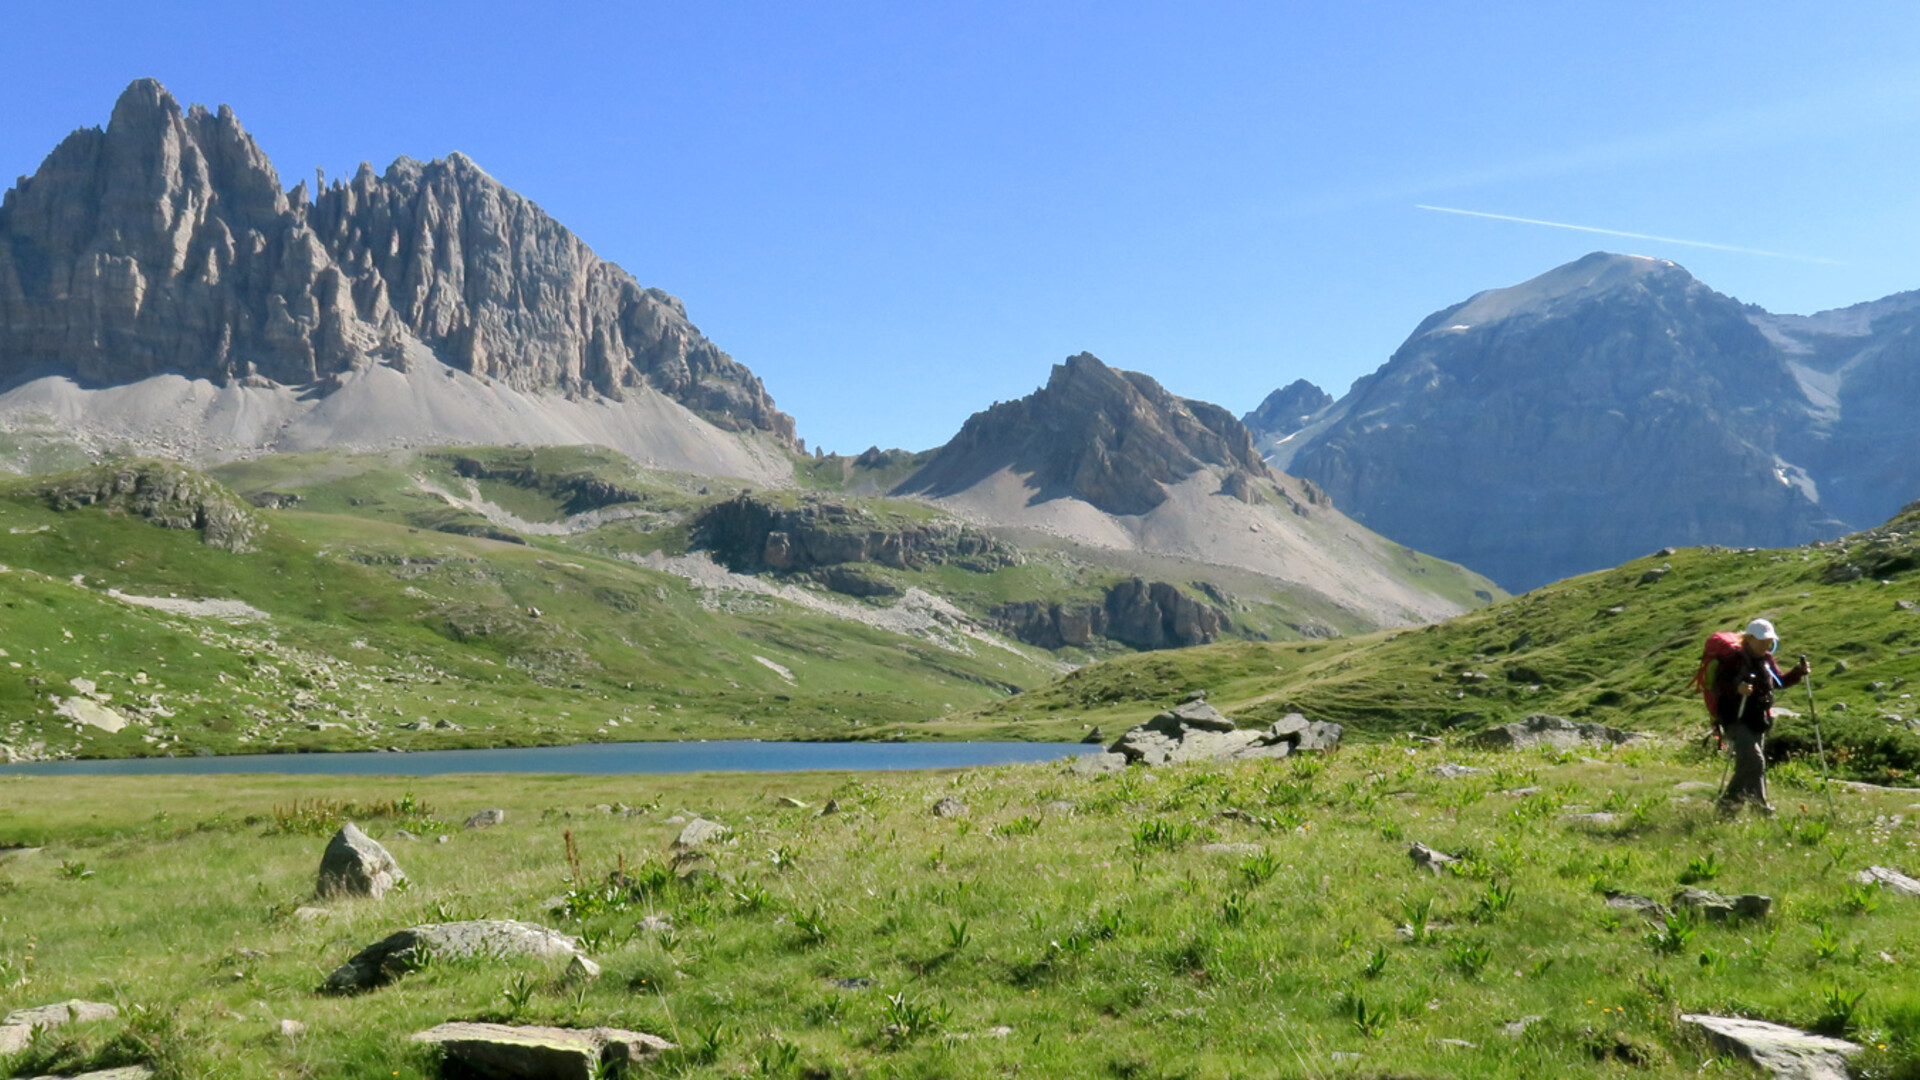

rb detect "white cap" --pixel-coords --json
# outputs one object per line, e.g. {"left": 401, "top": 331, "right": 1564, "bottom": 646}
{"left": 1744, "top": 618, "right": 1778, "bottom": 645}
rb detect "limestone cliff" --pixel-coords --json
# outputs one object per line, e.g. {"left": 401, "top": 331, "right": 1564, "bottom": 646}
{"left": 0, "top": 79, "right": 793, "bottom": 445}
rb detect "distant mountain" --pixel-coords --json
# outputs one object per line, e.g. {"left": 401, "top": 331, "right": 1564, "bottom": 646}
{"left": 1242, "top": 379, "right": 1332, "bottom": 443}
{"left": 0, "top": 79, "right": 793, "bottom": 478}
{"left": 1248, "top": 252, "right": 1919, "bottom": 592}
{"left": 896, "top": 352, "right": 1499, "bottom": 631}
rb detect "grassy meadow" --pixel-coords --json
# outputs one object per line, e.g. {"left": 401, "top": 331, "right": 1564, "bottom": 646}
{"left": 3, "top": 737, "right": 1920, "bottom": 1079}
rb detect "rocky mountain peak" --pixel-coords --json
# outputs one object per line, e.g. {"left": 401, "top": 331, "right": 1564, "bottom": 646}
{"left": 1242, "top": 379, "right": 1332, "bottom": 440}
{"left": 896, "top": 352, "right": 1274, "bottom": 516}
{"left": 1417, "top": 252, "right": 1695, "bottom": 339}
{"left": 0, "top": 79, "right": 794, "bottom": 447}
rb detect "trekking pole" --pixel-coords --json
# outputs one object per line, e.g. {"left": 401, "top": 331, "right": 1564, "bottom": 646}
{"left": 1799, "top": 654, "right": 1837, "bottom": 816}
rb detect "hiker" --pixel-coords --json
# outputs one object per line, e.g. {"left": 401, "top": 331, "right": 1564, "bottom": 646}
{"left": 1705, "top": 618, "right": 1809, "bottom": 815}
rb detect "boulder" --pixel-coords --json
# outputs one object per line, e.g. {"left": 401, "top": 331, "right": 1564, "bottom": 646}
{"left": 1468, "top": 714, "right": 1643, "bottom": 751}
{"left": 1673, "top": 888, "right": 1772, "bottom": 920}
{"left": 1857, "top": 866, "right": 1920, "bottom": 897}
{"left": 464, "top": 809, "right": 508, "bottom": 830}
{"left": 411, "top": 1022, "right": 673, "bottom": 1079}
{"left": 1682, "top": 1015, "right": 1860, "bottom": 1080}
{"left": 672, "top": 818, "right": 729, "bottom": 848}
{"left": 1603, "top": 892, "right": 1668, "bottom": 921}
{"left": 315, "top": 823, "right": 406, "bottom": 900}
{"left": 1107, "top": 706, "right": 1340, "bottom": 767}
{"left": 1408, "top": 842, "right": 1457, "bottom": 875}
{"left": 0, "top": 1000, "right": 118, "bottom": 1054}
{"left": 930, "top": 796, "right": 969, "bottom": 818}
{"left": 14, "top": 1070, "right": 152, "bottom": 1080}
{"left": 323, "top": 920, "right": 585, "bottom": 994}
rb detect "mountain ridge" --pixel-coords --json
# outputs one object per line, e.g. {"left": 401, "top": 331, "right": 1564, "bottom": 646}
{"left": 0, "top": 79, "right": 794, "bottom": 450}
{"left": 1249, "top": 251, "right": 1912, "bottom": 591}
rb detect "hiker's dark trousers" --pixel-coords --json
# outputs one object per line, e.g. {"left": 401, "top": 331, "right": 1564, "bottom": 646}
{"left": 1719, "top": 721, "right": 1769, "bottom": 811}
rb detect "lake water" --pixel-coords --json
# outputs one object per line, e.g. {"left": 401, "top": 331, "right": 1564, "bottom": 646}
{"left": 0, "top": 740, "right": 1099, "bottom": 777}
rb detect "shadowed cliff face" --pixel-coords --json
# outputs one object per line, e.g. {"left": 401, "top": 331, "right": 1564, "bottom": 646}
{"left": 895, "top": 352, "right": 1275, "bottom": 516}
{"left": 1277, "top": 253, "right": 1849, "bottom": 592}
{"left": 0, "top": 79, "right": 793, "bottom": 445}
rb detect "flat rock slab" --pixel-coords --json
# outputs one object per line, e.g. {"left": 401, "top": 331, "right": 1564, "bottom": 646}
{"left": 464, "top": 809, "right": 507, "bottom": 830}
{"left": 1469, "top": 714, "right": 1643, "bottom": 751}
{"left": 412, "top": 1022, "right": 673, "bottom": 1079}
{"left": 1683, "top": 1015, "right": 1860, "bottom": 1080}
{"left": 1429, "top": 763, "right": 1487, "bottom": 779}
{"left": 1674, "top": 888, "right": 1772, "bottom": 920}
{"left": 0, "top": 1000, "right": 117, "bottom": 1053}
{"left": 1604, "top": 892, "right": 1669, "bottom": 921}
{"left": 324, "top": 920, "right": 583, "bottom": 994}
{"left": 14, "top": 1060, "right": 151, "bottom": 1068}
{"left": 15, "top": 1069, "right": 153, "bottom": 1080}
{"left": 1858, "top": 866, "right": 1920, "bottom": 897}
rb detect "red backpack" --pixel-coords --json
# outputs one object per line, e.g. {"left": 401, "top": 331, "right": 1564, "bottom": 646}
{"left": 1691, "top": 631, "right": 1745, "bottom": 723}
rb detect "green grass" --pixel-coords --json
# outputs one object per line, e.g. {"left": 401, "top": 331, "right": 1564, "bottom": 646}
{"left": 976, "top": 507, "right": 1920, "bottom": 783}
{"left": 3, "top": 740, "right": 1920, "bottom": 1078}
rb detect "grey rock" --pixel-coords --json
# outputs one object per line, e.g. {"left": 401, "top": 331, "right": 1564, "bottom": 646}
{"left": 1500, "top": 1015, "right": 1544, "bottom": 1038}
{"left": 1429, "top": 763, "right": 1486, "bottom": 779}
{"left": 277, "top": 1018, "right": 306, "bottom": 1038}
{"left": 566, "top": 955, "right": 602, "bottom": 982}
{"left": 1857, "top": 865, "right": 1920, "bottom": 897}
{"left": 323, "top": 920, "right": 584, "bottom": 993}
{"left": 1107, "top": 707, "right": 1338, "bottom": 768}
{"left": 1067, "top": 751, "right": 1127, "bottom": 776}
{"left": 292, "top": 905, "right": 330, "bottom": 922}
{"left": 410, "top": 1022, "right": 673, "bottom": 1079}
{"left": 13, "top": 1060, "right": 153, "bottom": 1068}
{"left": 1469, "top": 714, "right": 1643, "bottom": 751}
{"left": 673, "top": 817, "right": 728, "bottom": 848}
{"left": 1673, "top": 888, "right": 1771, "bottom": 920}
{"left": 1640, "top": 566, "right": 1672, "bottom": 584}
{"left": 315, "top": 822, "right": 405, "bottom": 899}
{"left": 1565, "top": 811, "right": 1621, "bottom": 827}
{"left": 0, "top": 1000, "right": 118, "bottom": 1054}
{"left": 774, "top": 796, "right": 809, "bottom": 808}
{"left": 1682, "top": 1014, "right": 1860, "bottom": 1080}
{"left": 931, "top": 796, "right": 969, "bottom": 818}
{"left": 1408, "top": 842, "right": 1457, "bottom": 875}
{"left": 14, "top": 1070, "right": 153, "bottom": 1080}
{"left": 464, "top": 808, "right": 507, "bottom": 830}
{"left": 1604, "top": 892, "right": 1669, "bottom": 921}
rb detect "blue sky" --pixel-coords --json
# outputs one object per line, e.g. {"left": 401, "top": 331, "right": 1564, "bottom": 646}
{"left": 4, "top": 2, "right": 1919, "bottom": 452}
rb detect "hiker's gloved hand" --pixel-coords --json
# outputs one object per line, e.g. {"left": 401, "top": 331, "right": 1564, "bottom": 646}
{"left": 1737, "top": 681, "right": 1754, "bottom": 697}
{"left": 1790, "top": 659, "right": 1811, "bottom": 678}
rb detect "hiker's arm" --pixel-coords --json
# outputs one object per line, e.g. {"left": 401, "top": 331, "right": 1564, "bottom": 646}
{"left": 1779, "top": 658, "right": 1810, "bottom": 688}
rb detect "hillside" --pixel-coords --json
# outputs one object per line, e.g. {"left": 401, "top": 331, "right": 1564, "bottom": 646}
{"left": 1251, "top": 252, "right": 1920, "bottom": 591}
{"left": 895, "top": 353, "right": 1500, "bottom": 630}
{"left": 974, "top": 500, "right": 1920, "bottom": 784}
{"left": 0, "top": 447, "right": 1490, "bottom": 762}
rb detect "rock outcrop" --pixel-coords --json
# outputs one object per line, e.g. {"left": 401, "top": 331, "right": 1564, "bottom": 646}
{"left": 993, "top": 577, "right": 1228, "bottom": 651}
{"left": 1256, "top": 252, "right": 1918, "bottom": 590}
{"left": 315, "top": 822, "right": 405, "bottom": 899}
{"left": 1101, "top": 696, "right": 1342, "bottom": 767}
{"left": 692, "top": 494, "right": 1017, "bottom": 574}
{"left": 1242, "top": 379, "right": 1333, "bottom": 441}
{"left": 896, "top": 353, "right": 1276, "bottom": 516}
{"left": 323, "top": 920, "right": 584, "bottom": 993}
{"left": 0, "top": 1000, "right": 118, "bottom": 1054}
{"left": 411, "top": 1022, "right": 672, "bottom": 1079}
{"left": 1468, "top": 714, "right": 1642, "bottom": 751}
{"left": 38, "top": 461, "right": 259, "bottom": 551}
{"left": 0, "top": 79, "right": 793, "bottom": 445}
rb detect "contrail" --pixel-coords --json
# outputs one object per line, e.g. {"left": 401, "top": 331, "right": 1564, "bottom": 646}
{"left": 1415, "top": 205, "right": 1837, "bottom": 265}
